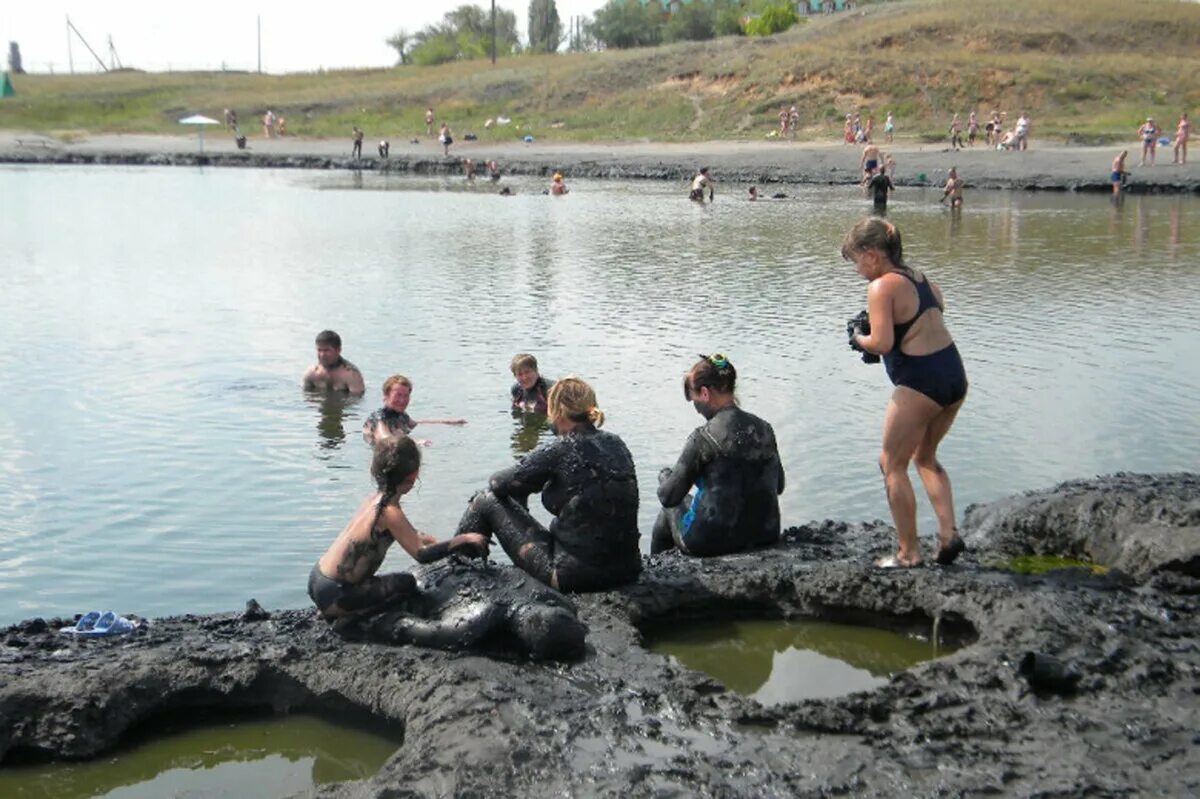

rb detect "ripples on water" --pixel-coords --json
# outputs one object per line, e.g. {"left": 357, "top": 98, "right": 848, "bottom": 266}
{"left": 0, "top": 166, "right": 1197, "bottom": 622}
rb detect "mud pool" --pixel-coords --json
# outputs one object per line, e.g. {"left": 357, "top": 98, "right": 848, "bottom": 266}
{"left": 644, "top": 619, "right": 960, "bottom": 703}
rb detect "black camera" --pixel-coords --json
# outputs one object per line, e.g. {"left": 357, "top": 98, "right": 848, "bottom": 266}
{"left": 846, "top": 310, "right": 880, "bottom": 364}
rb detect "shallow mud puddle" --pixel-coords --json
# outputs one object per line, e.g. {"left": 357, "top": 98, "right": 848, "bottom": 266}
{"left": 644, "top": 619, "right": 958, "bottom": 704}
{"left": 0, "top": 713, "right": 401, "bottom": 798}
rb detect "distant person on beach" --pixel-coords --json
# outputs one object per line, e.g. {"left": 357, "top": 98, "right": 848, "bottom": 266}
{"left": 967, "top": 111, "right": 979, "bottom": 146}
{"left": 510, "top": 353, "right": 555, "bottom": 414}
{"left": 1014, "top": 112, "right": 1031, "bottom": 151}
{"left": 224, "top": 108, "right": 236, "bottom": 129}
{"left": 883, "top": 153, "right": 897, "bottom": 177}
{"left": 303, "top": 330, "right": 365, "bottom": 394}
{"left": 867, "top": 169, "right": 894, "bottom": 213}
{"left": 263, "top": 109, "right": 276, "bottom": 139}
{"left": 861, "top": 141, "right": 882, "bottom": 178}
{"left": 439, "top": 122, "right": 453, "bottom": 156}
{"left": 942, "top": 167, "right": 963, "bottom": 208}
{"left": 1111, "top": 150, "right": 1128, "bottom": 196}
{"left": 778, "top": 106, "right": 790, "bottom": 137}
{"left": 277, "top": 117, "right": 288, "bottom": 136}
{"left": 425, "top": 107, "right": 435, "bottom": 136}
{"left": 842, "top": 217, "right": 968, "bottom": 569}
{"left": 550, "top": 173, "right": 569, "bottom": 195}
{"left": 363, "top": 374, "right": 467, "bottom": 447}
{"left": 351, "top": 126, "right": 364, "bottom": 159}
{"left": 789, "top": 106, "right": 801, "bottom": 138}
{"left": 844, "top": 114, "right": 855, "bottom": 144}
{"left": 454, "top": 377, "right": 641, "bottom": 592}
{"left": 487, "top": 159, "right": 502, "bottom": 181}
{"left": 863, "top": 114, "right": 875, "bottom": 144}
{"left": 378, "top": 140, "right": 390, "bottom": 158}
{"left": 651, "top": 354, "right": 784, "bottom": 558}
{"left": 463, "top": 158, "right": 476, "bottom": 180}
{"left": 1138, "top": 117, "right": 1159, "bottom": 166}
{"left": 884, "top": 112, "right": 895, "bottom": 144}
{"left": 309, "top": 436, "right": 488, "bottom": 621}
{"left": 690, "top": 167, "right": 714, "bottom": 202}
{"left": 1174, "top": 113, "right": 1190, "bottom": 164}
{"left": 949, "top": 114, "right": 964, "bottom": 150}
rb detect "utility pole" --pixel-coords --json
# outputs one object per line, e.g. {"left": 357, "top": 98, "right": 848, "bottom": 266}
{"left": 491, "top": 0, "right": 496, "bottom": 65}
{"left": 66, "top": 16, "right": 74, "bottom": 74}
{"left": 257, "top": 16, "right": 262, "bottom": 73}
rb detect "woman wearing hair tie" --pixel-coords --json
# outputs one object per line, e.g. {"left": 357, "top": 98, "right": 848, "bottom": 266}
{"left": 652, "top": 354, "right": 785, "bottom": 558}
{"left": 455, "top": 377, "right": 641, "bottom": 591}
{"left": 843, "top": 217, "right": 968, "bottom": 568}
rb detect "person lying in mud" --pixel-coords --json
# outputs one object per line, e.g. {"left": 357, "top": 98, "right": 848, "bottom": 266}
{"left": 652, "top": 354, "right": 785, "bottom": 557}
{"left": 309, "top": 436, "right": 489, "bottom": 620}
{"left": 363, "top": 374, "right": 467, "bottom": 447}
{"left": 843, "top": 217, "right": 967, "bottom": 568}
{"left": 510, "top": 352, "right": 555, "bottom": 414}
{"left": 455, "top": 377, "right": 641, "bottom": 592}
{"left": 303, "top": 329, "right": 365, "bottom": 394}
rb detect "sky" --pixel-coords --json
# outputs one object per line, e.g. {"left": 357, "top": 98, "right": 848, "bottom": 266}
{"left": 1, "top": 0, "right": 602, "bottom": 74}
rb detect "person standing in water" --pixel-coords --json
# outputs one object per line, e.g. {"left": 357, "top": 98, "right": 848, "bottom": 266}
{"left": 550, "top": 173, "right": 569, "bottom": 195}
{"left": 652, "top": 354, "right": 785, "bottom": 558}
{"left": 842, "top": 217, "right": 968, "bottom": 568}
{"left": 689, "top": 167, "right": 715, "bottom": 202}
{"left": 303, "top": 330, "right": 365, "bottom": 394}
{"left": 309, "top": 436, "right": 488, "bottom": 620}
{"left": 1111, "top": 150, "right": 1129, "bottom": 196}
{"left": 454, "top": 377, "right": 641, "bottom": 592}
{"left": 941, "top": 167, "right": 963, "bottom": 208}
{"left": 362, "top": 374, "right": 467, "bottom": 447}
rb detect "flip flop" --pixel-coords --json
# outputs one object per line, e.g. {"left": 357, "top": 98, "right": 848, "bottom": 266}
{"left": 60, "top": 610, "right": 102, "bottom": 635}
{"left": 77, "top": 611, "right": 139, "bottom": 638}
{"left": 875, "top": 555, "right": 923, "bottom": 569}
{"left": 936, "top": 535, "right": 967, "bottom": 566}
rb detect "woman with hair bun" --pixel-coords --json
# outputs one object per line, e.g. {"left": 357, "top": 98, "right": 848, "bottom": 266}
{"left": 653, "top": 354, "right": 785, "bottom": 557}
{"left": 842, "top": 217, "right": 967, "bottom": 568}
{"left": 455, "top": 377, "right": 641, "bottom": 591}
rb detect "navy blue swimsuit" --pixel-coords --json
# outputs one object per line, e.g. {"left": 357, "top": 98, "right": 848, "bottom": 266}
{"left": 883, "top": 270, "right": 968, "bottom": 408}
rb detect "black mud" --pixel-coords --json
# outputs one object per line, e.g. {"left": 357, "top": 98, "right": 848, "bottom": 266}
{"left": 2, "top": 472, "right": 1198, "bottom": 797}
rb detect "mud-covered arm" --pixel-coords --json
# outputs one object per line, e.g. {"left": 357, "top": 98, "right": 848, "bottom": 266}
{"left": 657, "top": 429, "right": 707, "bottom": 508}
{"left": 489, "top": 441, "right": 557, "bottom": 501}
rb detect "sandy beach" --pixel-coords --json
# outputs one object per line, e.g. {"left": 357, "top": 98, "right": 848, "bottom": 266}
{"left": 2, "top": 130, "right": 1198, "bottom": 193}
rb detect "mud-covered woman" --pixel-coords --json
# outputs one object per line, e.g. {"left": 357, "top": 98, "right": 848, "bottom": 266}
{"left": 843, "top": 217, "right": 968, "bottom": 568}
{"left": 455, "top": 377, "right": 641, "bottom": 591}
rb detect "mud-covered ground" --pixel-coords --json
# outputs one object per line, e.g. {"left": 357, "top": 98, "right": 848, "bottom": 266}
{"left": 2, "top": 131, "right": 1199, "bottom": 194}
{"left": 2, "top": 473, "right": 1198, "bottom": 798}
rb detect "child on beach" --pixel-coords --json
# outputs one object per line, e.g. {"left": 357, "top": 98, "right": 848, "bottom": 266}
{"left": 363, "top": 375, "right": 467, "bottom": 447}
{"left": 511, "top": 353, "right": 556, "bottom": 414}
{"left": 884, "top": 112, "right": 895, "bottom": 144}
{"left": 308, "top": 436, "right": 488, "bottom": 620}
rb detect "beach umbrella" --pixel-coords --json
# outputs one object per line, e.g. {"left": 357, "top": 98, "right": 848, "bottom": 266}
{"left": 178, "top": 114, "right": 220, "bottom": 153}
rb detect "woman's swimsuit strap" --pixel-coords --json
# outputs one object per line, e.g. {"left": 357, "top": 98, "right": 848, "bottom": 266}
{"left": 891, "top": 269, "right": 941, "bottom": 352}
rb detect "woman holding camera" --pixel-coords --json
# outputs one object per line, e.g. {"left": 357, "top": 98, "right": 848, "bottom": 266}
{"left": 843, "top": 217, "right": 967, "bottom": 568}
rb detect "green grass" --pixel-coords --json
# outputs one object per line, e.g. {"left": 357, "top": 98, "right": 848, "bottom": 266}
{"left": 1, "top": 0, "right": 1196, "bottom": 142}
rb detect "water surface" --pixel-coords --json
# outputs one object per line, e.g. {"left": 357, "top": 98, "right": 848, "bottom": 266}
{"left": 0, "top": 165, "right": 1197, "bottom": 623}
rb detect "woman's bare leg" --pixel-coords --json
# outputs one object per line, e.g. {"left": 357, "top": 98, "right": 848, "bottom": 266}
{"left": 880, "top": 388, "right": 942, "bottom": 564}
{"left": 913, "top": 398, "right": 965, "bottom": 548}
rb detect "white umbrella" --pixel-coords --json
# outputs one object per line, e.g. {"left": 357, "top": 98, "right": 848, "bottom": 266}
{"left": 178, "top": 114, "right": 221, "bottom": 154}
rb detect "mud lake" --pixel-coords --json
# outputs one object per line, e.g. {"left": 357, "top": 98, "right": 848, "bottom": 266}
{"left": 1, "top": 165, "right": 1197, "bottom": 623}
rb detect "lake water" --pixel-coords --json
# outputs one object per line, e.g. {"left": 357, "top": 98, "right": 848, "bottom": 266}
{"left": 1, "top": 165, "right": 1197, "bottom": 625}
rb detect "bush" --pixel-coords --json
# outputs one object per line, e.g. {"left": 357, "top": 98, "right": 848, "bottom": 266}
{"left": 745, "top": 4, "right": 798, "bottom": 37}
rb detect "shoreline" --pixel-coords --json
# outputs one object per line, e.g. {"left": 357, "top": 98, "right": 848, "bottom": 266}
{"left": 3, "top": 131, "right": 1198, "bottom": 193}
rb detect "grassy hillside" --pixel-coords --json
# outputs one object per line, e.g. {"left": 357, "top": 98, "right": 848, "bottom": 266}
{"left": 1, "top": 0, "right": 1197, "bottom": 143}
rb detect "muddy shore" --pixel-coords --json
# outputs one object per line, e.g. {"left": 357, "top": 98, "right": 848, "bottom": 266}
{"left": 2, "top": 131, "right": 1199, "bottom": 193}
{"left": 2, "top": 472, "right": 1198, "bottom": 797}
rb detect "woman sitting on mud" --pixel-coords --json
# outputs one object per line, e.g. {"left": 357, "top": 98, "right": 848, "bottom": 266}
{"left": 309, "top": 436, "right": 488, "bottom": 619}
{"left": 455, "top": 377, "right": 641, "bottom": 592}
{"left": 843, "top": 217, "right": 968, "bottom": 568}
{"left": 652, "top": 354, "right": 785, "bottom": 557}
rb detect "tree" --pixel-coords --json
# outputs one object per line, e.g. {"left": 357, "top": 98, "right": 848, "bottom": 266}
{"left": 528, "top": 0, "right": 564, "bottom": 54}
{"left": 664, "top": 2, "right": 716, "bottom": 43}
{"left": 7, "top": 42, "right": 23, "bottom": 74}
{"left": 589, "top": 0, "right": 665, "bottom": 49}
{"left": 385, "top": 29, "right": 412, "bottom": 65}
{"left": 744, "top": 3, "right": 798, "bottom": 36}
{"left": 407, "top": 5, "right": 521, "bottom": 66}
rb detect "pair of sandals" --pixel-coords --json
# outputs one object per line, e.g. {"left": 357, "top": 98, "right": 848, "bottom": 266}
{"left": 59, "top": 610, "right": 139, "bottom": 637}
{"left": 875, "top": 534, "right": 966, "bottom": 569}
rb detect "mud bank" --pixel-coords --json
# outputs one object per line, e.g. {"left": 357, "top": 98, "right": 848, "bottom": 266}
{"left": 2, "top": 473, "right": 1199, "bottom": 797}
{"left": 3, "top": 132, "right": 1199, "bottom": 194}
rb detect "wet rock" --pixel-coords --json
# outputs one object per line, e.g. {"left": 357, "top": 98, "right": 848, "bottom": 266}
{"left": 0, "top": 474, "right": 1197, "bottom": 796}
{"left": 241, "top": 599, "right": 270, "bottom": 622}
{"left": 1018, "top": 652, "right": 1082, "bottom": 695}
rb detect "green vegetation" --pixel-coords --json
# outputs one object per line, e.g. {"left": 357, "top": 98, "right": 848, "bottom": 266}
{"left": 1, "top": 0, "right": 1196, "bottom": 142}
{"left": 992, "top": 555, "right": 1109, "bottom": 576}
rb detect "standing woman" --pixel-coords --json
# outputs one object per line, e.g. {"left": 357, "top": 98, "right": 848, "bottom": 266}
{"left": 455, "top": 377, "right": 641, "bottom": 591}
{"left": 1174, "top": 112, "right": 1190, "bottom": 165}
{"left": 843, "top": 218, "right": 968, "bottom": 567}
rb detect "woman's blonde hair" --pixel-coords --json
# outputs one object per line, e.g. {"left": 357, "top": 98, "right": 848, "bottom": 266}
{"left": 841, "top": 216, "right": 906, "bottom": 269}
{"left": 547, "top": 376, "right": 605, "bottom": 428}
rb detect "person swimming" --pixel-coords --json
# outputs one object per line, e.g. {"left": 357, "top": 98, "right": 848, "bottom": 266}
{"left": 510, "top": 353, "right": 555, "bottom": 414}
{"left": 651, "top": 354, "right": 785, "bottom": 557}
{"left": 308, "top": 436, "right": 488, "bottom": 620}
{"left": 362, "top": 374, "right": 467, "bottom": 447}
{"left": 455, "top": 377, "right": 641, "bottom": 592}
{"left": 303, "top": 330, "right": 365, "bottom": 394}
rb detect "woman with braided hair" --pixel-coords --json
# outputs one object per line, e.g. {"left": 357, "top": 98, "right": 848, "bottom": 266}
{"left": 455, "top": 377, "right": 641, "bottom": 592}
{"left": 308, "top": 436, "right": 488, "bottom": 619}
{"left": 843, "top": 217, "right": 968, "bottom": 568}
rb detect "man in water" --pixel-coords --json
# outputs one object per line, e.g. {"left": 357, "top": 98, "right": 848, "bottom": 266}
{"left": 867, "top": 169, "right": 894, "bottom": 213}
{"left": 304, "top": 330, "right": 365, "bottom": 394}
{"left": 689, "top": 167, "right": 714, "bottom": 202}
